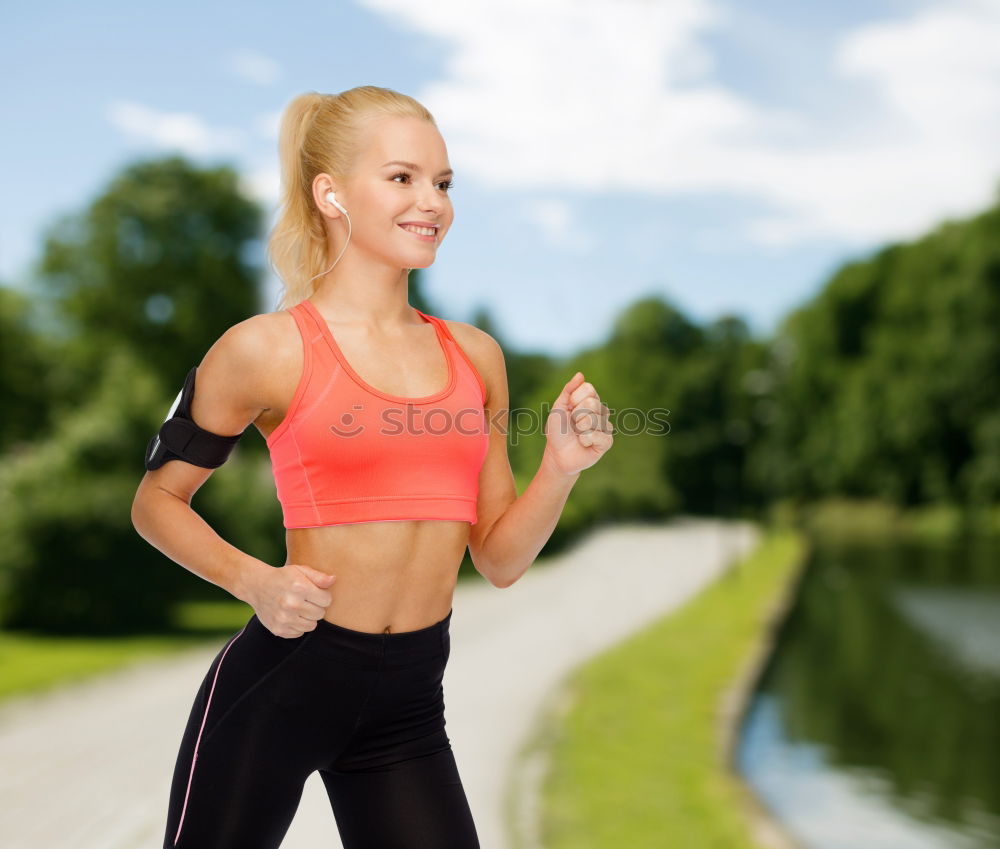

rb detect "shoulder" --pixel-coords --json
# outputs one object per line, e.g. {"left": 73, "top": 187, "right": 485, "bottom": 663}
{"left": 205, "top": 310, "right": 292, "bottom": 373}
{"left": 437, "top": 317, "right": 506, "bottom": 407}
{"left": 195, "top": 310, "right": 299, "bottom": 420}
{"left": 438, "top": 317, "right": 501, "bottom": 359}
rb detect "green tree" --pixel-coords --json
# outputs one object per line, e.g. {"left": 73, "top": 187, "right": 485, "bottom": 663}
{"left": 34, "top": 155, "right": 263, "bottom": 404}
{"left": 0, "top": 286, "right": 59, "bottom": 452}
{"left": 760, "top": 198, "right": 1000, "bottom": 507}
{"left": 0, "top": 156, "right": 283, "bottom": 632}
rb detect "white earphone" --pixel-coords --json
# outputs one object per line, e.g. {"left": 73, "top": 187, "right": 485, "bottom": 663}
{"left": 308, "top": 189, "right": 411, "bottom": 284}
{"left": 307, "top": 190, "right": 352, "bottom": 284}
{"left": 325, "top": 190, "right": 347, "bottom": 216}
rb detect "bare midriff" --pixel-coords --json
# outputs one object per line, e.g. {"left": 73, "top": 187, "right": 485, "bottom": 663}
{"left": 284, "top": 520, "right": 471, "bottom": 634}
{"left": 255, "top": 307, "right": 481, "bottom": 636}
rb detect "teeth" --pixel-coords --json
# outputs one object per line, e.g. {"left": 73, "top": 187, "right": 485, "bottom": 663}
{"left": 402, "top": 225, "right": 436, "bottom": 236}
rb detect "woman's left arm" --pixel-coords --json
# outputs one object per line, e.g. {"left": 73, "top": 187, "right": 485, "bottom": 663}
{"left": 462, "top": 328, "right": 613, "bottom": 588}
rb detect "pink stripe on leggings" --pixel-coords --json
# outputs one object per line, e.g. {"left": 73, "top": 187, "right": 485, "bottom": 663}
{"left": 173, "top": 623, "right": 249, "bottom": 846}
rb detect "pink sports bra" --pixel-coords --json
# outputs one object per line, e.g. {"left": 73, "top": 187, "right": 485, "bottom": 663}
{"left": 266, "top": 299, "right": 490, "bottom": 529}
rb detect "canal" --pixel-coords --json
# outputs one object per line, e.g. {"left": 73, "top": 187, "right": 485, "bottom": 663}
{"left": 737, "top": 533, "right": 1000, "bottom": 849}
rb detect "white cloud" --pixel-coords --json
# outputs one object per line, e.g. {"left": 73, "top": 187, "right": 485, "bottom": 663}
{"left": 838, "top": 0, "right": 1000, "bottom": 142}
{"left": 254, "top": 108, "right": 283, "bottom": 140}
{"left": 357, "top": 0, "right": 1000, "bottom": 248}
{"left": 240, "top": 165, "right": 280, "bottom": 209}
{"left": 522, "top": 199, "right": 590, "bottom": 253}
{"left": 224, "top": 49, "right": 284, "bottom": 85}
{"left": 105, "top": 101, "right": 246, "bottom": 156}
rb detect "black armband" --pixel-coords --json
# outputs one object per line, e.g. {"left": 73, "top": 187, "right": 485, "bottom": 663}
{"left": 145, "top": 366, "right": 244, "bottom": 470}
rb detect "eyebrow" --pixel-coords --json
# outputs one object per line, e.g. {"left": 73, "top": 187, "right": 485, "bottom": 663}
{"left": 381, "top": 160, "right": 454, "bottom": 178}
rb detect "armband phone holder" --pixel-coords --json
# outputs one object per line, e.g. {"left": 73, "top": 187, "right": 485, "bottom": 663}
{"left": 145, "top": 366, "right": 243, "bottom": 470}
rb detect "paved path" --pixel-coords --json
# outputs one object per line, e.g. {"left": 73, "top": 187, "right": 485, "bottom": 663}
{"left": 0, "top": 517, "right": 758, "bottom": 848}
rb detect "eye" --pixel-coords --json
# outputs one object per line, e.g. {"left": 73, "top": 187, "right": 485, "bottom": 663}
{"left": 391, "top": 171, "right": 455, "bottom": 192}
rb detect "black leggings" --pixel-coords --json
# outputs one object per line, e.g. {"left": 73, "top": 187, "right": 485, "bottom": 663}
{"left": 163, "top": 607, "right": 480, "bottom": 849}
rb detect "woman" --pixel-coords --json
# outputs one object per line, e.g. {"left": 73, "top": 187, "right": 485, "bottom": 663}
{"left": 132, "top": 85, "right": 613, "bottom": 849}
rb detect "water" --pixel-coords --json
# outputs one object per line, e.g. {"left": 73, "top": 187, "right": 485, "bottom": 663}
{"left": 736, "top": 535, "right": 1000, "bottom": 849}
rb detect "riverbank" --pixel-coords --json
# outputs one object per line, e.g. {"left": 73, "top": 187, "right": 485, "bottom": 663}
{"left": 775, "top": 496, "right": 1000, "bottom": 542}
{"left": 507, "top": 527, "right": 807, "bottom": 849}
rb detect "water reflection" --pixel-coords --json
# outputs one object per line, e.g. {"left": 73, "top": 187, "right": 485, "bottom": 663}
{"left": 736, "top": 535, "right": 1000, "bottom": 849}
{"left": 891, "top": 588, "right": 1000, "bottom": 680}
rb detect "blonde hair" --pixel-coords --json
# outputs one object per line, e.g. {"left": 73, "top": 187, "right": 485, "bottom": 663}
{"left": 267, "top": 85, "right": 437, "bottom": 311}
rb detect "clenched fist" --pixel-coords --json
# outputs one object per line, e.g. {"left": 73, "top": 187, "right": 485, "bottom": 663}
{"left": 544, "top": 371, "right": 614, "bottom": 477}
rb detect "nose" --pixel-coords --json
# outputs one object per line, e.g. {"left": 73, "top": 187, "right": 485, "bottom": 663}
{"left": 416, "top": 180, "right": 447, "bottom": 215}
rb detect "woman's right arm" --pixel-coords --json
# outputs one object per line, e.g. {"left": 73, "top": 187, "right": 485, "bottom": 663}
{"left": 131, "top": 318, "right": 272, "bottom": 603}
{"left": 130, "top": 317, "right": 334, "bottom": 637}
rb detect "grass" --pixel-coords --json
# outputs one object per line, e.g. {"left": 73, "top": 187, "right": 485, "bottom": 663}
{"left": 512, "top": 527, "right": 806, "bottom": 849}
{"left": 0, "top": 600, "right": 253, "bottom": 703}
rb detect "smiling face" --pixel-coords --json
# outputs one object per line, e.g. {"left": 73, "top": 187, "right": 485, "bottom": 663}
{"left": 323, "top": 114, "right": 455, "bottom": 271}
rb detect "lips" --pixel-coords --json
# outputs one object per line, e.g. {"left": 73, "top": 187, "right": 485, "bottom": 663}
{"left": 398, "top": 224, "right": 438, "bottom": 242}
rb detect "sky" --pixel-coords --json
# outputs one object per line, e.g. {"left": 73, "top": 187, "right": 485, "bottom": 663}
{"left": 3, "top": 0, "right": 1000, "bottom": 356}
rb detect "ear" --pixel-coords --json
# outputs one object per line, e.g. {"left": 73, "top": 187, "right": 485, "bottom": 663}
{"left": 312, "top": 173, "right": 339, "bottom": 212}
